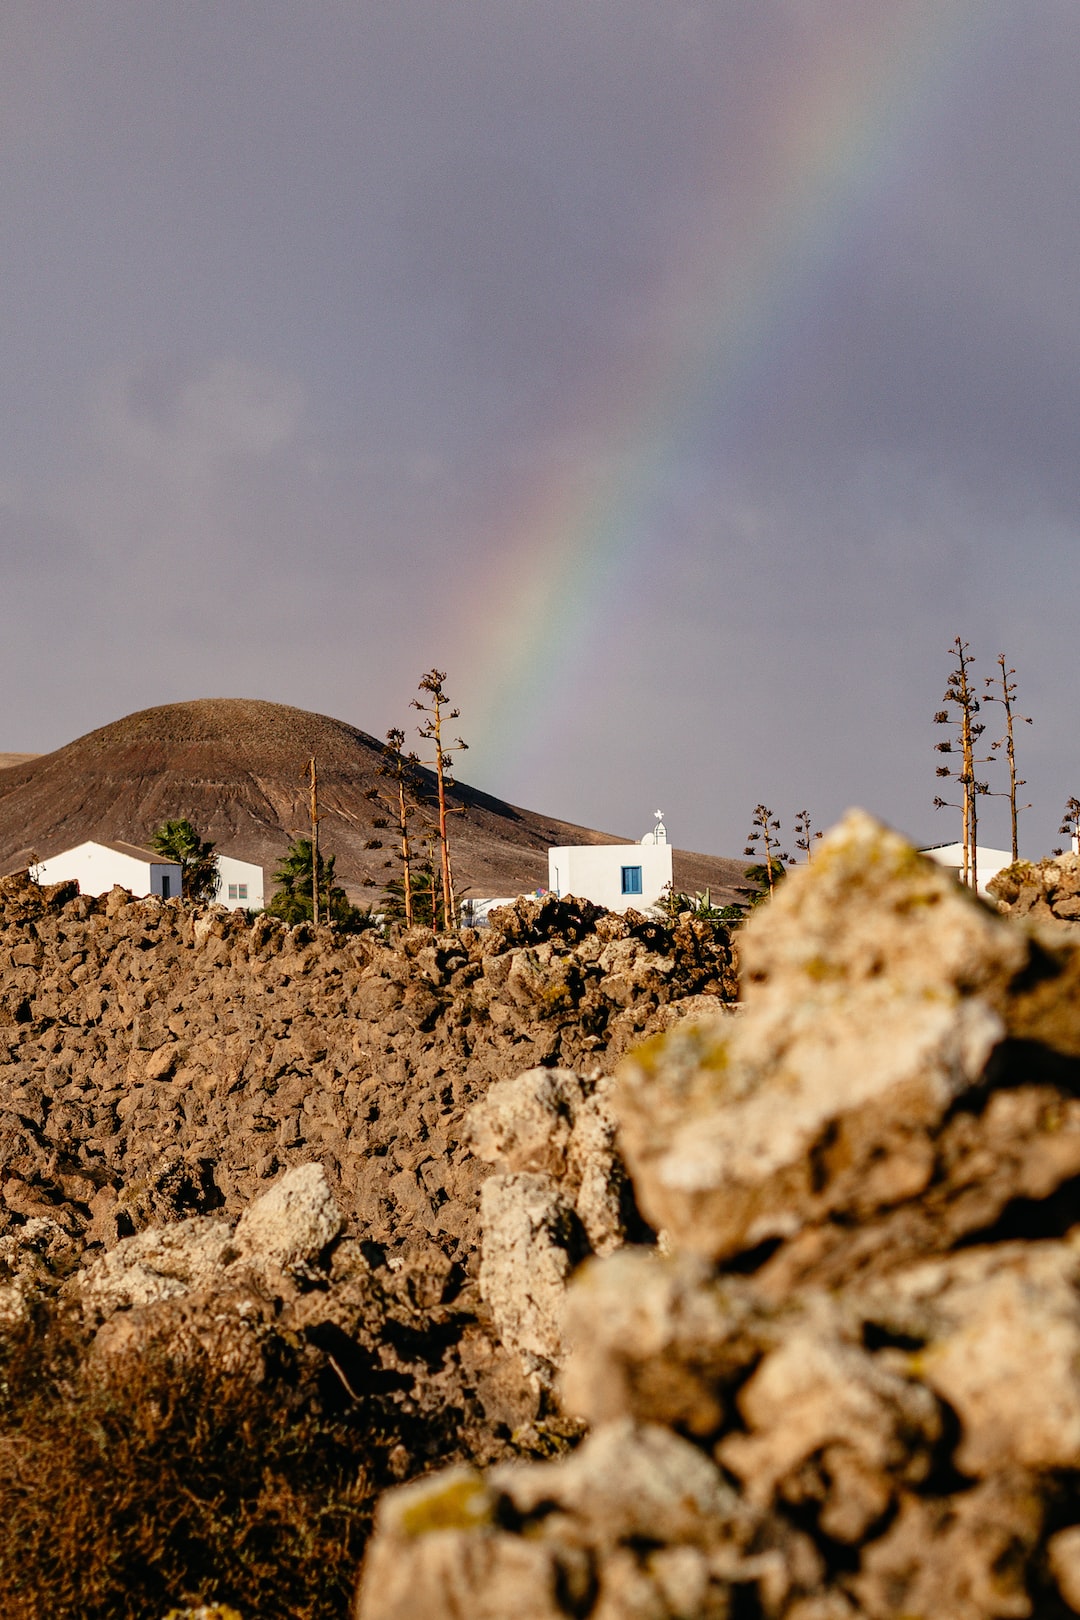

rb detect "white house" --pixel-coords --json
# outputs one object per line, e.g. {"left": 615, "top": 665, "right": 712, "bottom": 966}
{"left": 35, "top": 840, "right": 183, "bottom": 900}
{"left": 214, "top": 854, "right": 264, "bottom": 911}
{"left": 549, "top": 811, "right": 674, "bottom": 913}
{"left": 920, "top": 842, "right": 1015, "bottom": 898}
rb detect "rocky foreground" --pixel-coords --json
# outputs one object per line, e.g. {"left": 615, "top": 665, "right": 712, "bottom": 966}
{"left": 357, "top": 814, "right": 1080, "bottom": 1620}
{"left": 5, "top": 819, "right": 1080, "bottom": 1617}
{"left": 0, "top": 876, "right": 735, "bottom": 1617}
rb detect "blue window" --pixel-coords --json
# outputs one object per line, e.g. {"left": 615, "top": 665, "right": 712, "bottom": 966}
{"left": 621, "top": 865, "right": 643, "bottom": 895}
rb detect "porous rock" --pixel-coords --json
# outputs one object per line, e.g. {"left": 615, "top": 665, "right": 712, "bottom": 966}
{"left": 468, "top": 1067, "right": 634, "bottom": 1368}
{"left": 355, "top": 1423, "right": 754, "bottom": 1620}
{"left": 615, "top": 810, "right": 1080, "bottom": 1267}
{"left": 231, "top": 1158, "right": 343, "bottom": 1276}
{"left": 0, "top": 874, "right": 737, "bottom": 1285}
{"left": 75, "top": 1161, "right": 343, "bottom": 1320}
{"left": 477, "top": 1173, "right": 585, "bottom": 1364}
{"left": 357, "top": 811, "right": 1080, "bottom": 1620}
{"left": 75, "top": 1214, "right": 235, "bottom": 1318}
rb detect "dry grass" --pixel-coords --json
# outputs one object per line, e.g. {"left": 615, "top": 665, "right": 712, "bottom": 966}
{"left": 0, "top": 1303, "right": 380, "bottom": 1619}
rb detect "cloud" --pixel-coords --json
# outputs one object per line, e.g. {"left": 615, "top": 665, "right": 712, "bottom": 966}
{"left": 94, "top": 356, "right": 306, "bottom": 475}
{"left": 50, "top": 356, "right": 308, "bottom": 581}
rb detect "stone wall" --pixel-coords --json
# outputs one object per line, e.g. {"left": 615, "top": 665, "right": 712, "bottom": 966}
{"left": 0, "top": 876, "right": 736, "bottom": 1270}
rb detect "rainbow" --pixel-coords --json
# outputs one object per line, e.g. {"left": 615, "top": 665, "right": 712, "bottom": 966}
{"left": 462, "top": 0, "right": 1002, "bottom": 805}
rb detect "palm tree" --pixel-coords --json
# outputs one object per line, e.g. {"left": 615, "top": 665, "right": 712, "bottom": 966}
{"left": 150, "top": 820, "right": 219, "bottom": 903}
{"left": 381, "top": 861, "right": 441, "bottom": 928}
{"left": 267, "top": 837, "right": 356, "bottom": 927}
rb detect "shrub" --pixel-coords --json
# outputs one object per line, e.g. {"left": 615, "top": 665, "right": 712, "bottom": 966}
{"left": 0, "top": 1303, "right": 379, "bottom": 1619}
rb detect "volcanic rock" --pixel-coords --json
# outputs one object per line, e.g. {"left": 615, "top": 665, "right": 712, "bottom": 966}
{"left": 356, "top": 811, "right": 1080, "bottom": 1620}
{"left": 466, "top": 1067, "right": 635, "bottom": 1370}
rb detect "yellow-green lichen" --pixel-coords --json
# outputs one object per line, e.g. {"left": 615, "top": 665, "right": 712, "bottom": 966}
{"left": 398, "top": 1475, "right": 494, "bottom": 1537}
{"left": 627, "top": 1023, "right": 730, "bottom": 1078}
{"left": 540, "top": 981, "right": 573, "bottom": 1015}
{"left": 802, "top": 955, "right": 846, "bottom": 982}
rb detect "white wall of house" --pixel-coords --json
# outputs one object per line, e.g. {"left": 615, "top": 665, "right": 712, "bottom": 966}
{"left": 548, "top": 842, "right": 673, "bottom": 912}
{"left": 920, "top": 843, "right": 1014, "bottom": 898}
{"left": 35, "top": 840, "right": 183, "bottom": 899}
{"left": 214, "top": 854, "right": 264, "bottom": 910}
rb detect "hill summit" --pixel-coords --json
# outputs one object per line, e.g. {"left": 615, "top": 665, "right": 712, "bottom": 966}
{"left": 0, "top": 699, "right": 745, "bottom": 902}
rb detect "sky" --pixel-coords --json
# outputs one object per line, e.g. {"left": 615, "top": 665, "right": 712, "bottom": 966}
{"left": 2, "top": 0, "right": 1079, "bottom": 859}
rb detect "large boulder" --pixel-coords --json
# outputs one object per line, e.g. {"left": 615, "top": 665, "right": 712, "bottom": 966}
{"left": 356, "top": 812, "right": 1080, "bottom": 1620}
{"left": 615, "top": 810, "right": 1080, "bottom": 1267}
{"left": 466, "top": 1067, "right": 635, "bottom": 1371}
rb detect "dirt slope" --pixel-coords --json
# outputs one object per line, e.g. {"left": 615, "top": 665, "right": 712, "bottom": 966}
{"left": 0, "top": 699, "right": 746, "bottom": 902}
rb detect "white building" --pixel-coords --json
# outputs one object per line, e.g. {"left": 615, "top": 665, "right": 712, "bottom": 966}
{"left": 549, "top": 811, "right": 674, "bottom": 913}
{"left": 33, "top": 840, "right": 264, "bottom": 908}
{"left": 920, "top": 842, "right": 1015, "bottom": 899}
{"left": 35, "top": 840, "right": 182, "bottom": 900}
{"left": 214, "top": 854, "right": 264, "bottom": 911}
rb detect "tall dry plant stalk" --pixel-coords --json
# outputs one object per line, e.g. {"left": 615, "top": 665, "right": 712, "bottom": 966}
{"left": 933, "top": 637, "right": 993, "bottom": 890}
{"left": 985, "top": 654, "right": 1031, "bottom": 863}
{"left": 376, "top": 728, "right": 424, "bottom": 929}
{"left": 412, "top": 669, "right": 468, "bottom": 929}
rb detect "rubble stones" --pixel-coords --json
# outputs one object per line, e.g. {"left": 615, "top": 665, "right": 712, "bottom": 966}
{"left": 21, "top": 805, "right": 1080, "bottom": 1616}
{"left": 232, "top": 1159, "right": 343, "bottom": 1277}
{"left": 1048, "top": 1526, "right": 1080, "bottom": 1614}
{"left": 76, "top": 1214, "right": 235, "bottom": 1317}
{"left": 990, "top": 850, "right": 1080, "bottom": 931}
{"left": 75, "top": 1162, "right": 344, "bottom": 1321}
{"left": 854, "top": 1238, "right": 1080, "bottom": 1477}
{"left": 355, "top": 1423, "right": 750, "bottom": 1620}
{"left": 0, "top": 875, "right": 736, "bottom": 1282}
{"left": 0, "top": 870, "right": 737, "bottom": 1598}
{"left": 477, "top": 1174, "right": 584, "bottom": 1364}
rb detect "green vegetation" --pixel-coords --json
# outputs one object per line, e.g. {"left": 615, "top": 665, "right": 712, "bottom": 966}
{"left": 738, "top": 804, "right": 791, "bottom": 908}
{"left": 380, "top": 860, "right": 441, "bottom": 928}
{"left": 151, "top": 820, "right": 219, "bottom": 903}
{"left": 266, "top": 838, "right": 373, "bottom": 931}
{"left": 654, "top": 882, "right": 742, "bottom": 927}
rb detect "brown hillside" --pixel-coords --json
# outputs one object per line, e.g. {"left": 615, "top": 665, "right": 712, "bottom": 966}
{"left": 0, "top": 699, "right": 746, "bottom": 902}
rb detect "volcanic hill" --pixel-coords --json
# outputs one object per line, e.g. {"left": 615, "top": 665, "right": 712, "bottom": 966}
{"left": 0, "top": 699, "right": 746, "bottom": 902}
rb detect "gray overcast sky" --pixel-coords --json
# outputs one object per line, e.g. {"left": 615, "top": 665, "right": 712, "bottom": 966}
{"left": 2, "top": 0, "right": 1079, "bottom": 858}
